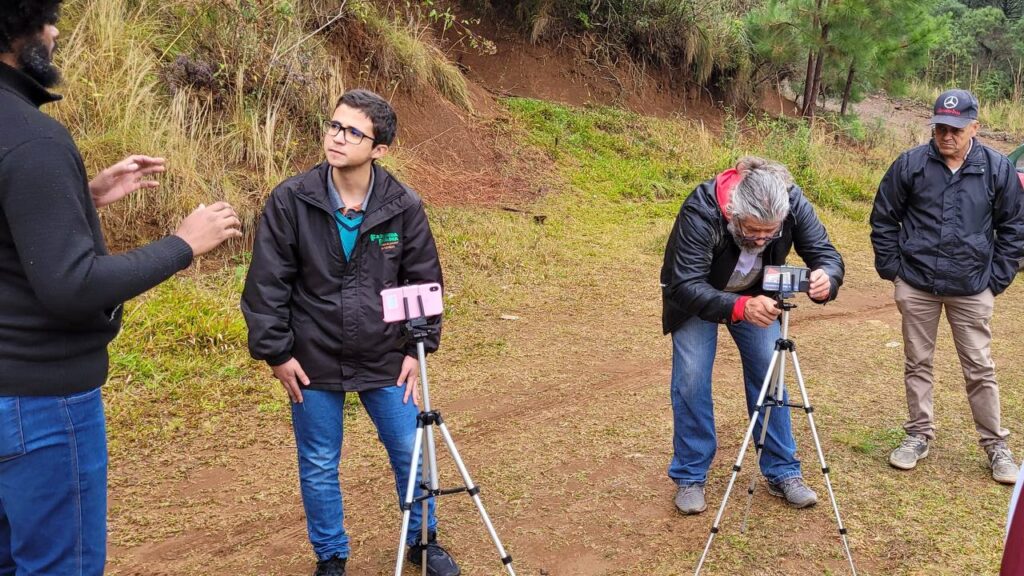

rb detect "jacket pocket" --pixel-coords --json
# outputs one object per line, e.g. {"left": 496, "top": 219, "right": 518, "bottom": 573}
{"left": 0, "top": 397, "right": 25, "bottom": 462}
{"left": 965, "top": 232, "right": 994, "bottom": 273}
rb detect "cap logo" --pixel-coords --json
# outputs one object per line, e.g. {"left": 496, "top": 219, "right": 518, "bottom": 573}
{"left": 943, "top": 96, "right": 959, "bottom": 109}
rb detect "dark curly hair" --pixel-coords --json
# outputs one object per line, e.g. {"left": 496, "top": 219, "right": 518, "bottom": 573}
{"left": 0, "top": 1, "right": 62, "bottom": 53}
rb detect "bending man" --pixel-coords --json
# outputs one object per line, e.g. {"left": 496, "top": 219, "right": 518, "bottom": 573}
{"left": 661, "top": 157, "right": 845, "bottom": 515}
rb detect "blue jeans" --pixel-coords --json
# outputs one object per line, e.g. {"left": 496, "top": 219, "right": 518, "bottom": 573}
{"left": 668, "top": 316, "right": 802, "bottom": 486}
{"left": 0, "top": 388, "right": 108, "bottom": 575}
{"left": 292, "top": 386, "right": 438, "bottom": 560}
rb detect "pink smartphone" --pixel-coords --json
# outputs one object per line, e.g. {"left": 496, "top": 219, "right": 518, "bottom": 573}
{"left": 381, "top": 283, "right": 443, "bottom": 322}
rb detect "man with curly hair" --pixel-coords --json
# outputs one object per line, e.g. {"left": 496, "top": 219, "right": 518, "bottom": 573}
{"left": 0, "top": 2, "right": 241, "bottom": 573}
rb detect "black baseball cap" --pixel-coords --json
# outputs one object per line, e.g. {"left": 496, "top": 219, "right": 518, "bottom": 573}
{"left": 929, "top": 89, "right": 979, "bottom": 128}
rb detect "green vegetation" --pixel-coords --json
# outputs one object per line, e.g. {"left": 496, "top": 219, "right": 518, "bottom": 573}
{"left": 924, "top": 0, "right": 1024, "bottom": 102}
{"left": 748, "top": 0, "right": 945, "bottom": 118}
{"left": 505, "top": 98, "right": 888, "bottom": 219}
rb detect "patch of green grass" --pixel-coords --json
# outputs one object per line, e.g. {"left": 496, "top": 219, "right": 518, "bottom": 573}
{"left": 504, "top": 98, "right": 885, "bottom": 221}
{"left": 504, "top": 98, "right": 728, "bottom": 205}
{"left": 836, "top": 426, "right": 905, "bottom": 455}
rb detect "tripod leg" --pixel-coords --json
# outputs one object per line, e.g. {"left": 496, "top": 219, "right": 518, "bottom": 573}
{"left": 790, "top": 351, "right": 857, "bottom": 576}
{"left": 694, "top": 349, "right": 782, "bottom": 576}
{"left": 435, "top": 422, "right": 517, "bottom": 576}
{"left": 740, "top": 353, "right": 785, "bottom": 533}
{"left": 420, "top": 424, "right": 431, "bottom": 576}
{"left": 395, "top": 424, "right": 426, "bottom": 576}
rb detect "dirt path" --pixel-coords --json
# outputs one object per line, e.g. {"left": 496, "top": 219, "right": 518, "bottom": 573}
{"left": 105, "top": 240, "right": 987, "bottom": 576}
{"left": 103, "top": 93, "right": 1024, "bottom": 575}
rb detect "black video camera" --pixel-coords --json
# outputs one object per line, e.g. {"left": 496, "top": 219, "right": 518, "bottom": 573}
{"left": 762, "top": 265, "right": 810, "bottom": 298}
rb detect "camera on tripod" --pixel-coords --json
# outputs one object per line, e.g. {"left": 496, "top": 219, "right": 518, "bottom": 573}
{"left": 762, "top": 265, "right": 810, "bottom": 298}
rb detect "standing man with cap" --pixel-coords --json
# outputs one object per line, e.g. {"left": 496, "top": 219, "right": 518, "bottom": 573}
{"left": 871, "top": 89, "right": 1024, "bottom": 484}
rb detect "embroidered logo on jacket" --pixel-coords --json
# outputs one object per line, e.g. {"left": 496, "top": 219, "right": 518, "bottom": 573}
{"left": 370, "top": 232, "right": 400, "bottom": 251}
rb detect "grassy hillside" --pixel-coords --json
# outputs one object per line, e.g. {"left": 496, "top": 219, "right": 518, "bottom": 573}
{"left": 54, "top": 0, "right": 474, "bottom": 247}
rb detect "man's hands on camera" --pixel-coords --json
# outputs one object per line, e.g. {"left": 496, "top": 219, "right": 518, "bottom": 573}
{"left": 272, "top": 358, "right": 310, "bottom": 403}
{"left": 175, "top": 202, "right": 243, "bottom": 257}
{"left": 744, "top": 295, "right": 781, "bottom": 327}
{"left": 397, "top": 355, "right": 422, "bottom": 407}
{"left": 808, "top": 269, "right": 831, "bottom": 302}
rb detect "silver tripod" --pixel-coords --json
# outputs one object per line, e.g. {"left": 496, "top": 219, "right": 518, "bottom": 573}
{"left": 694, "top": 298, "right": 857, "bottom": 576}
{"left": 393, "top": 314, "right": 516, "bottom": 576}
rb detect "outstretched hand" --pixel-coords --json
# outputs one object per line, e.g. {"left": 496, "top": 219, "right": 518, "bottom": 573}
{"left": 89, "top": 155, "right": 166, "bottom": 208}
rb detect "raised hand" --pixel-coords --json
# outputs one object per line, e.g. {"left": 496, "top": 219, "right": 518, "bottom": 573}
{"left": 89, "top": 155, "right": 166, "bottom": 208}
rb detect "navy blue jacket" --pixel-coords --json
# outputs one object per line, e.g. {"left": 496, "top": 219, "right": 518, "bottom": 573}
{"left": 660, "top": 177, "right": 845, "bottom": 334}
{"left": 870, "top": 140, "right": 1024, "bottom": 296}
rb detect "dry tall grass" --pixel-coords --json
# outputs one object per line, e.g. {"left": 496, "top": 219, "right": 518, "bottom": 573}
{"left": 51, "top": 0, "right": 471, "bottom": 247}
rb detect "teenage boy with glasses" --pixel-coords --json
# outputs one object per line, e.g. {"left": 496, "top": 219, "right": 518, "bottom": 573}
{"left": 242, "top": 89, "right": 460, "bottom": 576}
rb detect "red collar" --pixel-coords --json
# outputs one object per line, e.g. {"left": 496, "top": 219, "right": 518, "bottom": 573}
{"left": 715, "top": 168, "right": 742, "bottom": 221}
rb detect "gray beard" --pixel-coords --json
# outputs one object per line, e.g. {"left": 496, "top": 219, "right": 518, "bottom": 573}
{"left": 727, "top": 219, "right": 768, "bottom": 255}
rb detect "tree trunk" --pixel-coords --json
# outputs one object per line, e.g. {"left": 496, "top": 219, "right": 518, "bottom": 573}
{"left": 841, "top": 60, "right": 855, "bottom": 116}
{"left": 801, "top": 0, "right": 824, "bottom": 116}
{"left": 801, "top": 49, "right": 816, "bottom": 114}
{"left": 805, "top": 23, "right": 830, "bottom": 121}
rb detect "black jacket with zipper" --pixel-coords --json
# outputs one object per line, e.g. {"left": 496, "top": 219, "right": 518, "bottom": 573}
{"left": 660, "top": 178, "right": 845, "bottom": 334}
{"left": 241, "top": 162, "right": 443, "bottom": 392}
{"left": 870, "top": 139, "right": 1024, "bottom": 296}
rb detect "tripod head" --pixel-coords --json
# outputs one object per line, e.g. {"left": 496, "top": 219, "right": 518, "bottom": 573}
{"left": 774, "top": 294, "right": 797, "bottom": 311}
{"left": 403, "top": 315, "right": 440, "bottom": 341}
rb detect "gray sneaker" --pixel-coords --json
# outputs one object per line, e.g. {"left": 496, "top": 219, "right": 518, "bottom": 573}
{"left": 889, "top": 434, "right": 929, "bottom": 470}
{"left": 766, "top": 477, "right": 818, "bottom": 508}
{"left": 674, "top": 483, "right": 706, "bottom": 515}
{"left": 986, "top": 443, "right": 1019, "bottom": 485}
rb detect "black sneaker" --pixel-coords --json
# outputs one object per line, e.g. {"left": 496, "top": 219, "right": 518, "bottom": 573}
{"left": 407, "top": 532, "right": 461, "bottom": 576}
{"left": 314, "top": 556, "right": 346, "bottom": 576}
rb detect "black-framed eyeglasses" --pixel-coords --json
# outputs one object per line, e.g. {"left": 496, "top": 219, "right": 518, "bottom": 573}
{"left": 737, "top": 222, "right": 783, "bottom": 243}
{"left": 322, "top": 120, "right": 376, "bottom": 145}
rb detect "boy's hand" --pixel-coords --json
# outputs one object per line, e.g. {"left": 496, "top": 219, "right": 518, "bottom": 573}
{"left": 271, "top": 358, "right": 310, "bottom": 403}
{"left": 397, "top": 355, "right": 421, "bottom": 407}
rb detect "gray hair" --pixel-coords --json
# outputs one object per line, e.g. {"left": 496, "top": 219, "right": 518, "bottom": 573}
{"left": 728, "top": 156, "right": 792, "bottom": 223}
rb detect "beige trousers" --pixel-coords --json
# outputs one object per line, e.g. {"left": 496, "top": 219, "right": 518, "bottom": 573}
{"left": 893, "top": 277, "right": 1009, "bottom": 447}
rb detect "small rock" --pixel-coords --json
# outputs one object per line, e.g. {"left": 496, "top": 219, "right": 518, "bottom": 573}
{"left": 500, "top": 315, "right": 520, "bottom": 321}
{"left": 886, "top": 341, "right": 901, "bottom": 348}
